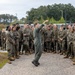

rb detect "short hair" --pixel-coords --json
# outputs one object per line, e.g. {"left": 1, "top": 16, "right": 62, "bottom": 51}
{"left": 34, "top": 23, "right": 38, "bottom": 27}
{"left": 16, "top": 23, "right": 19, "bottom": 25}
{"left": 6, "top": 26, "right": 10, "bottom": 30}
{"left": 16, "top": 26, "right": 20, "bottom": 31}
{"left": 13, "top": 24, "right": 16, "bottom": 27}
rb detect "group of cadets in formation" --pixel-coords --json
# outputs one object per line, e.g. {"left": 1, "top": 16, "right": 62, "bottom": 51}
{"left": 0, "top": 22, "right": 75, "bottom": 65}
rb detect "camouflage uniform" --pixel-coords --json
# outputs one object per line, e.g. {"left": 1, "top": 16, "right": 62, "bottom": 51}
{"left": 6, "top": 30, "right": 15, "bottom": 60}
{"left": 29, "top": 28, "right": 34, "bottom": 53}
{"left": 64, "top": 29, "right": 71, "bottom": 57}
{"left": 23, "top": 28, "right": 30, "bottom": 54}
{"left": 67, "top": 31, "right": 74, "bottom": 58}
{"left": 40, "top": 28, "right": 46, "bottom": 52}
{"left": 45, "top": 29, "right": 52, "bottom": 52}
{"left": 13, "top": 30, "right": 20, "bottom": 58}
{"left": 64, "top": 28, "right": 74, "bottom": 58}
{"left": 52, "top": 28, "right": 59, "bottom": 53}
{"left": 43, "top": 28, "right": 48, "bottom": 52}
{"left": 18, "top": 28, "right": 23, "bottom": 54}
{"left": 58, "top": 29, "right": 66, "bottom": 54}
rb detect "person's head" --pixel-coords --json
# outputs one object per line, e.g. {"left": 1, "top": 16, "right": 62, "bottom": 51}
{"left": 67, "top": 25, "right": 72, "bottom": 30}
{"left": 73, "top": 26, "right": 75, "bottom": 31}
{"left": 13, "top": 23, "right": 19, "bottom": 28}
{"left": 47, "top": 25, "right": 51, "bottom": 30}
{"left": 12, "top": 26, "right": 16, "bottom": 31}
{"left": 6, "top": 26, "right": 11, "bottom": 31}
{"left": 16, "top": 23, "right": 19, "bottom": 27}
{"left": 2, "top": 28, "right": 6, "bottom": 32}
{"left": 13, "top": 24, "right": 16, "bottom": 27}
{"left": 34, "top": 22, "right": 40, "bottom": 28}
{"left": 27, "top": 24, "right": 31, "bottom": 28}
{"left": 53, "top": 24, "right": 57, "bottom": 29}
{"left": 16, "top": 26, "right": 20, "bottom": 31}
{"left": 24, "top": 24, "right": 29, "bottom": 29}
{"left": 70, "top": 27, "right": 74, "bottom": 33}
{"left": 60, "top": 25, "right": 63, "bottom": 31}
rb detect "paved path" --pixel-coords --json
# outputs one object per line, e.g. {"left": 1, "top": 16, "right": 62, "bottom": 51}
{"left": 0, "top": 53, "right": 75, "bottom": 75}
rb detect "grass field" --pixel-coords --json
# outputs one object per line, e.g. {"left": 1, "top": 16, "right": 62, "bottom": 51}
{"left": 0, "top": 52, "right": 8, "bottom": 69}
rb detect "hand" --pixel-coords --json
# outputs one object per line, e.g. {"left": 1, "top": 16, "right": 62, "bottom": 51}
{"left": 60, "top": 38, "right": 62, "bottom": 41}
{"left": 24, "top": 34, "right": 27, "bottom": 36}
{"left": 4, "top": 38, "right": 5, "bottom": 40}
{"left": 43, "top": 20, "right": 49, "bottom": 24}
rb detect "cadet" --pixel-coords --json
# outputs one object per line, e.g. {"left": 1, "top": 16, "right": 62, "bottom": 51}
{"left": 6, "top": 26, "right": 15, "bottom": 64}
{"left": 52, "top": 24, "right": 59, "bottom": 53}
{"left": 64, "top": 25, "right": 72, "bottom": 58}
{"left": 45, "top": 25, "right": 52, "bottom": 53}
{"left": 28, "top": 25, "right": 33, "bottom": 53}
{"left": 40, "top": 27, "right": 46, "bottom": 53}
{"left": 17, "top": 26, "right": 23, "bottom": 55}
{"left": 12, "top": 25, "right": 20, "bottom": 59}
{"left": 43, "top": 25, "right": 48, "bottom": 52}
{"left": 58, "top": 25, "right": 66, "bottom": 55}
{"left": 22, "top": 24, "right": 31, "bottom": 55}
{"left": 31, "top": 25, "right": 35, "bottom": 53}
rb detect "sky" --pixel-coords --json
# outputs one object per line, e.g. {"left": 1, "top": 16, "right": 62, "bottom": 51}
{"left": 0, "top": 0, "right": 75, "bottom": 19}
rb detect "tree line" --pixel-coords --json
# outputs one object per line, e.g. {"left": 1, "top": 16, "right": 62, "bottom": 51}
{"left": 0, "top": 14, "right": 26, "bottom": 25}
{"left": 26, "top": 3, "right": 75, "bottom": 24}
{"left": 0, "top": 14, "right": 17, "bottom": 25}
{"left": 0, "top": 3, "right": 75, "bottom": 25}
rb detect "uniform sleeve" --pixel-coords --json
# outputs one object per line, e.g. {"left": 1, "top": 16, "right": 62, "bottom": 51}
{"left": 7, "top": 32, "right": 15, "bottom": 44}
{"left": 36, "top": 24, "right": 44, "bottom": 32}
{"left": 16, "top": 32, "right": 20, "bottom": 39}
{"left": 62, "top": 30, "right": 67, "bottom": 40}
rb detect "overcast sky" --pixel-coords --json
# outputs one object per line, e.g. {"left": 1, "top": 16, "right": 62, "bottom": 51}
{"left": 0, "top": 0, "right": 75, "bottom": 19}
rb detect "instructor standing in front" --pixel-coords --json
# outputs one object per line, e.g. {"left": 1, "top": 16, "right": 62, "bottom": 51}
{"left": 32, "top": 20, "right": 48, "bottom": 67}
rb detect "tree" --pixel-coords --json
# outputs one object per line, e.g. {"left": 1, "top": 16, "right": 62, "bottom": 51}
{"left": 26, "top": 3, "right": 75, "bottom": 23}
{"left": 0, "top": 14, "right": 18, "bottom": 25}
{"left": 59, "top": 17, "right": 65, "bottom": 23}
{"left": 50, "top": 17, "right": 56, "bottom": 23}
{"left": 40, "top": 16, "right": 44, "bottom": 23}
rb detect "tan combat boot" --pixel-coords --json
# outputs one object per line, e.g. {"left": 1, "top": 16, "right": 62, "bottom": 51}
{"left": 72, "top": 58, "right": 75, "bottom": 62}
{"left": 73, "top": 62, "right": 75, "bottom": 65}
{"left": 9, "top": 57, "right": 15, "bottom": 61}
{"left": 64, "top": 55, "right": 68, "bottom": 58}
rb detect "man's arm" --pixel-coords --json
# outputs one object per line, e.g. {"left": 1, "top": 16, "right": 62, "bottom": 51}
{"left": 37, "top": 20, "right": 48, "bottom": 32}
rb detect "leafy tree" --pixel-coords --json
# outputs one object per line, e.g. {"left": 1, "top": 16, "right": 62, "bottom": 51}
{"left": 58, "top": 17, "right": 65, "bottom": 23}
{"left": 40, "top": 16, "right": 44, "bottom": 23}
{"left": 26, "top": 3, "right": 75, "bottom": 23}
{"left": 50, "top": 17, "right": 56, "bottom": 23}
{"left": 0, "top": 14, "right": 18, "bottom": 25}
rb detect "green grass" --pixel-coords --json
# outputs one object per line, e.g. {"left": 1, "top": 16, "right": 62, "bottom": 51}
{"left": 0, "top": 53, "right": 8, "bottom": 69}
{"left": 0, "top": 59, "right": 8, "bottom": 69}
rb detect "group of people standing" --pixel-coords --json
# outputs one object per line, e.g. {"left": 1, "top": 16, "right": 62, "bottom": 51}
{"left": 32, "top": 20, "right": 75, "bottom": 66}
{"left": 0, "top": 21, "right": 75, "bottom": 66}
{"left": 0, "top": 23, "right": 34, "bottom": 64}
